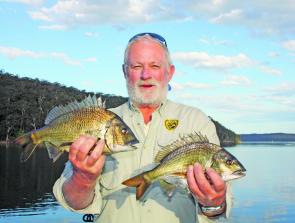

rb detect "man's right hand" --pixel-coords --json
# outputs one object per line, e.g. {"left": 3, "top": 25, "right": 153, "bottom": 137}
{"left": 69, "top": 135, "right": 106, "bottom": 186}
{"left": 62, "top": 135, "right": 106, "bottom": 210}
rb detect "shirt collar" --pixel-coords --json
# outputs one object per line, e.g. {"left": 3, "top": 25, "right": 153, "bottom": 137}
{"left": 127, "top": 99, "right": 168, "bottom": 117}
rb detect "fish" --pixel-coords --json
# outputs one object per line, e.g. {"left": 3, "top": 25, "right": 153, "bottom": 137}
{"left": 122, "top": 133, "right": 246, "bottom": 200}
{"left": 15, "top": 95, "right": 138, "bottom": 162}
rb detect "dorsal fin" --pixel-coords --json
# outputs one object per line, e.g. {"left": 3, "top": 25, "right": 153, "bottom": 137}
{"left": 155, "top": 132, "right": 209, "bottom": 163}
{"left": 45, "top": 95, "right": 105, "bottom": 125}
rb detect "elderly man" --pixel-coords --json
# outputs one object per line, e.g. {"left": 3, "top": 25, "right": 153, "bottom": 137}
{"left": 53, "top": 33, "right": 231, "bottom": 223}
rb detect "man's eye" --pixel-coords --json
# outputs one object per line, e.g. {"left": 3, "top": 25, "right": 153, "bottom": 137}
{"left": 131, "top": 65, "right": 142, "bottom": 69}
{"left": 151, "top": 65, "right": 160, "bottom": 69}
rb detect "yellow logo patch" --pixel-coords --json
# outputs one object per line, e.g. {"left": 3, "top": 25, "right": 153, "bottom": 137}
{"left": 164, "top": 119, "right": 179, "bottom": 131}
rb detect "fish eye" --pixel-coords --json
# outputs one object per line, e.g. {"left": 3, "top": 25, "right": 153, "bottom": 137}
{"left": 226, "top": 159, "right": 233, "bottom": 165}
{"left": 121, "top": 127, "right": 128, "bottom": 134}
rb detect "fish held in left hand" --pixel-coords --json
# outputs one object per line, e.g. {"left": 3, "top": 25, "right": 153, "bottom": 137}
{"left": 122, "top": 133, "right": 246, "bottom": 200}
{"left": 15, "top": 95, "right": 138, "bottom": 162}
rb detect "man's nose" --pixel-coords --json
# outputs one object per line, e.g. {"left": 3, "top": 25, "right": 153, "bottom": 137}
{"left": 141, "top": 67, "right": 152, "bottom": 80}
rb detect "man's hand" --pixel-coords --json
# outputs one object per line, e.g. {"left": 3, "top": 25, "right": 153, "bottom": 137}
{"left": 62, "top": 135, "right": 106, "bottom": 210}
{"left": 187, "top": 163, "right": 226, "bottom": 207}
{"left": 69, "top": 135, "right": 106, "bottom": 186}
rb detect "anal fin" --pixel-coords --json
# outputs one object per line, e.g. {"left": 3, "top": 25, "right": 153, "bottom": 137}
{"left": 45, "top": 142, "right": 65, "bottom": 162}
{"left": 159, "top": 179, "right": 177, "bottom": 199}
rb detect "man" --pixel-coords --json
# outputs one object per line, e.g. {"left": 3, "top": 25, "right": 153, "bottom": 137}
{"left": 53, "top": 33, "right": 231, "bottom": 223}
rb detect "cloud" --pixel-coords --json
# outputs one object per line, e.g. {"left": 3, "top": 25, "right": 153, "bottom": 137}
{"left": 172, "top": 83, "right": 295, "bottom": 118}
{"left": 28, "top": 0, "right": 170, "bottom": 29}
{"left": 0, "top": 46, "right": 44, "bottom": 59}
{"left": 264, "top": 95, "right": 295, "bottom": 108}
{"left": 84, "top": 32, "right": 99, "bottom": 38}
{"left": 175, "top": 91, "right": 295, "bottom": 117}
{"left": 30, "top": 10, "right": 52, "bottom": 21}
{"left": 210, "top": 9, "right": 244, "bottom": 24}
{"left": 173, "top": 51, "right": 282, "bottom": 76}
{"left": 170, "top": 81, "right": 212, "bottom": 91}
{"left": 265, "top": 82, "right": 295, "bottom": 96}
{"left": 268, "top": 51, "right": 279, "bottom": 58}
{"left": 172, "top": 52, "right": 254, "bottom": 70}
{"left": 282, "top": 40, "right": 295, "bottom": 52}
{"left": 198, "top": 36, "right": 232, "bottom": 46}
{"left": 261, "top": 84, "right": 295, "bottom": 109}
{"left": 221, "top": 75, "right": 252, "bottom": 86}
{"left": 39, "top": 24, "right": 67, "bottom": 30}
{"left": 20, "top": 0, "right": 294, "bottom": 37}
{"left": 50, "top": 52, "right": 80, "bottom": 65}
{"left": 186, "top": 1, "right": 295, "bottom": 37}
{"left": 84, "top": 57, "right": 97, "bottom": 62}
{"left": 3, "top": 0, "right": 44, "bottom": 5}
{"left": 0, "top": 45, "right": 81, "bottom": 66}
{"left": 175, "top": 93, "right": 264, "bottom": 114}
{"left": 259, "top": 65, "right": 282, "bottom": 76}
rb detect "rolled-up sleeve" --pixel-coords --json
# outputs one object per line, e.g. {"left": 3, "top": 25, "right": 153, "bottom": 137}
{"left": 53, "top": 161, "right": 103, "bottom": 214}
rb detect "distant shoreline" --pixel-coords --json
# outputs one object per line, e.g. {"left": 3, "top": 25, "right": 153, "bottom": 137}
{"left": 239, "top": 141, "right": 295, "bottom": 144}
{"left": 239, "top": 133, "right": 295, "bottom": 142}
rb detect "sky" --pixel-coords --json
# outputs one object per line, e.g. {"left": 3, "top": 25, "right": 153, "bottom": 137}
{"left": 0, "top": 0, "right": 294, "bottom": 134}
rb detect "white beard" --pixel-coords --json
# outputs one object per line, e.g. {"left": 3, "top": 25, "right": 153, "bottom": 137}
{"left": 127, "top": 80, "right": 168, "bottom": 106}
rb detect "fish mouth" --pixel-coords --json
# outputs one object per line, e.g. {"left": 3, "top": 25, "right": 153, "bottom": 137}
{"left": 223, "top": 170, "right": 246, "bottom": 181}
{"left": 129, "top": 144, "right": 138, "bottom": 150}
{"left": 233, "top": 170, "right": 246, "bottom": 177}
{"left": 128, "top": 138, "right": 139, "bottom": 146}
{"left": 232, "top": 170, "right": 246, "bottom": 179}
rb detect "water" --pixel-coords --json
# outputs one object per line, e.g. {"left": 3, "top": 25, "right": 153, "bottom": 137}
{"left": 226, "top": 143, "right": 295, "bottom": 223}
{"left": 0, "top": 144, "right": 83, "bottom": 223}
{"left": 1, "top": 143, "right": 295, "bottom": 223}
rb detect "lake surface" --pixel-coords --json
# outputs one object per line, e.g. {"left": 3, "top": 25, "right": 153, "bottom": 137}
{"left": 1, "top": 142, "right": 295, "bottom": 223}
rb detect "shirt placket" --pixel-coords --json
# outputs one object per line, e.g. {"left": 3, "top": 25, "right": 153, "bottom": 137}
{"left": 138, "top": 111, "right": 163, "bottom": 223}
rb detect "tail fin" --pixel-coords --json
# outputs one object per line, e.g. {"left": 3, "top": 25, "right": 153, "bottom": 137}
{"left": 122, "top": 174, "right": 151, "bottom": 200}
{"left": 15, "top": 133, "right": 38, "bottom": 162}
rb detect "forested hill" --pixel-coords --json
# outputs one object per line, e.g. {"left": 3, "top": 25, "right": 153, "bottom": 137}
{"left": 210, "top": 118, "right": 239, "bottom": 146}
{"left": 0, "top": 71, "right": 237, "bottom": 146}
{"left": 0, "top": 71, "right": 127, "bottom": 141}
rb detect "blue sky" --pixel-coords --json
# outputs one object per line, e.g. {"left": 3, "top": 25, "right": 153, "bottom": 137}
{"left": 0, "top": 0, "right": 294, "bottom": 134}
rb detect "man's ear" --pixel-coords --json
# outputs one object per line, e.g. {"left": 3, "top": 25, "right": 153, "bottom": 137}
{"left": 122, "top": 64, "right": 127, "bottom": 79}
{"left": 167, "top": 64, "right": 175, "bottom": 82}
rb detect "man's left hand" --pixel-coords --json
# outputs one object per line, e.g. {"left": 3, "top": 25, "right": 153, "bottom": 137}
{"left": 187, "top": 163, "right": 226, "bottom": 207}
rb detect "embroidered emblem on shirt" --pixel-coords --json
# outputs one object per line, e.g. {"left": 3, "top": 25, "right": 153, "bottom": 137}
{"left": 164, "top": 119, "right": 179, "bottom": 131}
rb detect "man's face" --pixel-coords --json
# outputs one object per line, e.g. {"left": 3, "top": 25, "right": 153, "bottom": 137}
{"left": 124, "top": 39, "right": 174, "bottom": 107}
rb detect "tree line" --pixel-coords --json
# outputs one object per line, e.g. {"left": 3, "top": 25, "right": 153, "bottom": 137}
{"left": 0, "top": 70, "right": 238, "bottom": 146}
